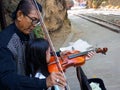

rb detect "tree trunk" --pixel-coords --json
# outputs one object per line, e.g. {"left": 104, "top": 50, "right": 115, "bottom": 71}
{"left": 38, "top": 0, "right": 70, "bottom": 32}
{"left": 37, "top": 0, "right": 71, "bottom": 49}
{"left": 86, "top": 0, "right": 93, "bottom": 8}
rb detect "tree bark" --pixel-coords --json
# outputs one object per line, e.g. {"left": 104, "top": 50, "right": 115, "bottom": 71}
{"left": 0, "top": 0, "right": 7, "bottom": 29}
{"left": 38, "top": 0, "right": 70, "bottom": 32}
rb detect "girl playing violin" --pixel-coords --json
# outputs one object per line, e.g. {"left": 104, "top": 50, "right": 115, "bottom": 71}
{"left": 25, "top": 38, "right": 95, "bottom": 90}
{"left": 25, "top": 38, "right": 69, "bottom": 90}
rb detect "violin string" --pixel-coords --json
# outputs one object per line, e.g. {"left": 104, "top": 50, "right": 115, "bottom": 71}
{"left": 32, "top": 0, "right": 70, "bottom": 90}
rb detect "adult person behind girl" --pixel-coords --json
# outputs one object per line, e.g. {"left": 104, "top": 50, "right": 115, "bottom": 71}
{"left": 0, "top": 0, "right": 66, "bottom": 89}
{"left": 25, "top": 38, "right": 65, "bottom": 90}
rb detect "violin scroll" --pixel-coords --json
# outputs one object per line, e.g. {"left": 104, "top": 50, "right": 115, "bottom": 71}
{"left": 95, "top": 47, "right": 108, "bottom": 55}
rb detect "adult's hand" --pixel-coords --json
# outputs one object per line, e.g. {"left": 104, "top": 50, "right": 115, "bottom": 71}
{"left": 46, "top": 72, "right": 66, "bottom": 88}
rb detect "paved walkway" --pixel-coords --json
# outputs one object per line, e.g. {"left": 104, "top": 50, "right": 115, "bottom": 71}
{"left": 63, "top": 8, "right": 120, "bottom": 90}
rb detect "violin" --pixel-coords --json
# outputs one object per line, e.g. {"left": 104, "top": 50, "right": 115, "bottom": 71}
{"left": 48, "top": 47, "right": 108, "bottom": 73}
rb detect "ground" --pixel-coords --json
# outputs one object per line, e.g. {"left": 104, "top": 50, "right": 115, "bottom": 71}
{"left": 61, "top": 8, "right": 120, "bottom": 90}
{"left": 52, "top": 7, "right": 120, "bottom": 50}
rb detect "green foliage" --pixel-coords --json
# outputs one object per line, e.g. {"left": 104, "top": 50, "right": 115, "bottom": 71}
{"left": 33, "top": 25, "right": 45, "bottom": 38}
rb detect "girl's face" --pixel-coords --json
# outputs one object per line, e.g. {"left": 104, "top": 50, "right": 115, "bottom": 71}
{"left": 46, "top": 47, "right": 51, "bottom": 63}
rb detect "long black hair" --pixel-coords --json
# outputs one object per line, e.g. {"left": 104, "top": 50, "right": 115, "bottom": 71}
{"left": 12, "top": 0, "right": 42, "bottom": 20}
{"left": 25, "top": 38, "right": 50, "bottom": 77}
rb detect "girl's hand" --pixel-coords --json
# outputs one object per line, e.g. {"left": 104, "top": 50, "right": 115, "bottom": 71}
{"left": 85, "top": 51, "right": 96, "bottom": 60}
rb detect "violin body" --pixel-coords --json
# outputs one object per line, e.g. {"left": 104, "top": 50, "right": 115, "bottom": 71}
{"left": 48, "top": 50, "right": 86, "bottom": 73}
{"left": 48, "top": 56, "right": 63, "bottom": 73}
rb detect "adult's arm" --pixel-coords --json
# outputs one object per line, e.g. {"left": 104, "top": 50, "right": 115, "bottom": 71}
{"left": 0, "top": 47, "right": 47, "bottom": 90}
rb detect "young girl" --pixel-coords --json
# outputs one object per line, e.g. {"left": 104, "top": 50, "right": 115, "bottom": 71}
{"left": 25, "top": 38, "right": 95, "bottom": 90}
{"left": 25, "top": 38, "right": 63, "bottom": 90}
{"left": 25, "top": 38, "right": 50, "bottom": 78}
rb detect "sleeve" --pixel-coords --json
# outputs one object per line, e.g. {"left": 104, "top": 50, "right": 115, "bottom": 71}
{"left": 56, "top": 51, "right": 61, "bottom": 57}
{"left": 0, "top": 47, "right": 47, "bottom": 90}
{"left": 50, "top": 50, "right": 61, "bottom": 57}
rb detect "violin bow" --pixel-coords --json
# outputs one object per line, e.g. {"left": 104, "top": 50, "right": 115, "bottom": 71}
{"left": 32, "top": 0, "right": 70, "bottom": 89}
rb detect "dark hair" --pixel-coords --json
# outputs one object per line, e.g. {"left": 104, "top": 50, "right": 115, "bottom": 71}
{"left": 12, "top": 0, "right": 42, "bottom": 20}
{"left": 25, "top": 38, "right": 50, "bottom": 77}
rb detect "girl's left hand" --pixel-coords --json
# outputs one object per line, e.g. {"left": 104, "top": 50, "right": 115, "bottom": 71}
{"left": 85, "top": 51, "right": 96, "bottom": 60}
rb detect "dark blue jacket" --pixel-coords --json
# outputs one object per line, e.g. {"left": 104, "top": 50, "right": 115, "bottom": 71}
{"left": 0, "top": 23, "right": 47, "bottom": 90}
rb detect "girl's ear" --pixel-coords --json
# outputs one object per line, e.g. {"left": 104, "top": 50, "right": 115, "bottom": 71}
{"left": 16, "top": 10, "right": 24, "bottom": 21}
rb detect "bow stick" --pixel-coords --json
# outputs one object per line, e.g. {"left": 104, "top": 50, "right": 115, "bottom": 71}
{"left": 32, "top": 0, "right": 70, "bottom": 90}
